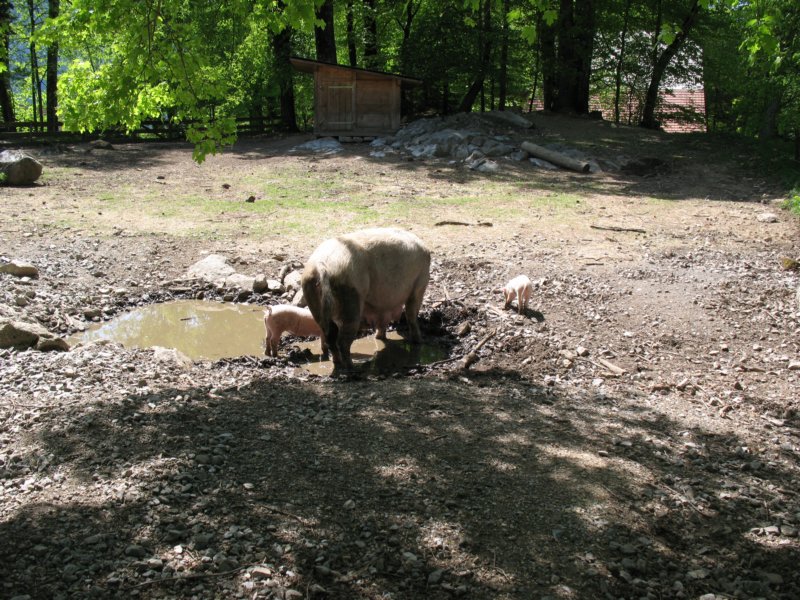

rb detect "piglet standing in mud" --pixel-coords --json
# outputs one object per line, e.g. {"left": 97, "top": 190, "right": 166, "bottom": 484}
{"left": 501, "top": 274, "right": 533, "bottom": 314}
{"left": 301, "top": 228, "right": 431, "bottom": 371}
{"left": 263, "top": 305, "right": 323, "bottom": 357}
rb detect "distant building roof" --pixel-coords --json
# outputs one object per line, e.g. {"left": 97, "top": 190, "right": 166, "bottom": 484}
{"left": 660, "top": 88, "right": 706, "bottom": 133}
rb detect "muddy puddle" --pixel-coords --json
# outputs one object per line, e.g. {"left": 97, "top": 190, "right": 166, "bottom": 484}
{"left": 294, "top": 331, "right": 447, "bottom": 376}
{"left": 70, "top": 300, "right": 449, "bottom": 372}
{"left": 70, "top": 300, "right": 267, "bottom": 360}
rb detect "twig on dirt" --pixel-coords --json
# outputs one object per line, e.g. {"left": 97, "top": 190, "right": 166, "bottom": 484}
{"left": 485, "top": 304, "right": 508, "bottom": 319}
{"left": 443, "top": 285, "right": 451, "bottom": 302}
{"left": 434, "top": 220, "right": 493, "bottom": 227}
{"left": 430, "top": 293, "right": 467, "bottom": 308}
{"left": 595, "top": 357, "right": 626, "bottom": 376}
{"left": 590, "top": 224, "right": 646, "bottom": 234}
{"left": 462, "top": 328, "right": 497, "bottom": 370}
{"left": 426, "top": 355, "right": 464, "bottom": 368}
{"left": 576, "top": 356, "right": 625, "bottom": 377}
{"left": 262, "top": 504, "right": 312, "bottom": 524}
{"left": 123, "top": 563, "right": 255, "bottom": 589}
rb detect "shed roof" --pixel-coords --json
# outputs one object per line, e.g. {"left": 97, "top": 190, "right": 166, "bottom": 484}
{"left": 289, "top": 57, "right": 422, "bottom": 86}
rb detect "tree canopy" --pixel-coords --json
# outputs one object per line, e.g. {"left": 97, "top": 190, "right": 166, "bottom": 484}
{"left": 0, "top": 0, "right": 797, "bottom": 161}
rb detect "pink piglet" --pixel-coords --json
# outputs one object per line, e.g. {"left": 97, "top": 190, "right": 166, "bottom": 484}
{"left": 264, "top": 305, "right": 323, "bottom": 357}
{"left": 501, "top": 275, "right": 533, "bottom": 314}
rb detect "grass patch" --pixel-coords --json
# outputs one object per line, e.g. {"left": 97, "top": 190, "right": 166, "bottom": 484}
{"left": 784, "top": 189, "right": 800, "bottom": 216}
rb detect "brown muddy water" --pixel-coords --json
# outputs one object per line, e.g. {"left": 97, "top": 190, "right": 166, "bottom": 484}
{"left": 296, "top": 331, "right": 447, "bottom": 376}
{"left": 71, "top": 300, "right": 447, "bottom": 373}
{"left": 70, "top": 300, "right": 267, "bottom": 360}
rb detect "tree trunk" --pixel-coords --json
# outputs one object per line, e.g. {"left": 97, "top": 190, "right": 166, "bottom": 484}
{"left": 758, "top": 95, "right": 780, "bottom": 139}
{"left": 554, "top": 0, "right": 576, "bottom": 111}
{"left": 521, "top": 141, "right": 590, "bottom": 172}
{"left": 498, "top": 0, "right": 509, "bottom": 110}
{"left": 573, "top": 0, "right": 594, "bottom": 114}
{"left": 345, "top": 0, "right": 357, "bottom": 67}
{"left": 641, "top": 0, "right": 702, "bottom": 129}
{"left": 398, "top": 0, "right": 418, "bottom": 71}
{"left": 272, "top": 16, "right": 298, "bottom": 132}
{"left": 363, "top": 0, "right": 379, "bottom": 69}
{"left": 314, "top": 0, "right": 337, "bottom": 64}
{"left": 46, "top": 0, "right": 59, "bottom": 133}
{"left": 0, "top": 0, "right": 14, "bottom": 129}
{"left": 554, "top": 0, "right": 594, "bottom": 114}
{"left": 457, "top": 0, "right": 492, "bottom": 113}
{"left": 28, "top": 0, "right": 44, "bottom": 130}
{"left": 613, "top": 0, "right": 632, "bottom": 123}
{"left": 538, "top": 11, "right": 557, "bottom": 111}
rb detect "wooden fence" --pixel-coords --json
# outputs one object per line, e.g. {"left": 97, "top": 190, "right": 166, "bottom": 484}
{"left": 0, "top": 116, "right": 282, "bottom": 141}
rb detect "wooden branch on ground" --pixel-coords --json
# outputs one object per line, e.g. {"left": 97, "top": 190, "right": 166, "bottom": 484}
{"left": 590, "top": 224, "right": 646, "bottom": 234}
{"left": 434, "top": 220, "right": 494, "bottom": 227}
{"left": 521, "top": 141, "right": 590, "bottom": 173}
{"left": 577, "top": 356, "right": 626, "bottom": 377}
{"left": 595, "top": 357, "right": 627, "bottom": 376}
{"left": 462, "top": 328, "right": 497, "bottom": 370}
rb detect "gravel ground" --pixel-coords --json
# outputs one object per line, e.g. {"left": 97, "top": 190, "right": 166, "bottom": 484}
{"left": 1, "top": 117, "right": 800, "bottom": 599}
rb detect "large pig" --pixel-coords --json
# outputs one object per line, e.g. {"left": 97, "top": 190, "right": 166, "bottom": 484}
{"left": 301, "top": 228, "right": 431, "bottom": 370}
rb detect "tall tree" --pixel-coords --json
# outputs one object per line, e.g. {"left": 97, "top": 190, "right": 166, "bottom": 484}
{"left": 554, "top": 0, "right": 595, "bottom": 113}
{"left": 46, "top": 0, "right": 58, "bottom": 132}
{"left": 314, "top": 0, "right": 337, "bottom": 63}
{"left": 345, "top": 0, "right": 357, "bottom": 66}
{"left": 640, "top": 0, "right": 703, "bottom": 128}
{"left": 458, "top": 0, "right": 492, "bottom": 112}
{"left": 272, "top": 15, "right": 298, "bottom": 131}
{"left": 0, "top": 0, "right": 14, "bottom": 128}
{"left": 396, "top": 0, "right": 420, "bottom": 71}
{"left": 27, "top": 0, "right": 43, "bottom": 128}
{"left": 613, "top": 0, "right": 632, "bottom": 123}
{"left": 363, "top": 0, "right": 379, "bottom": 68}
{"left": 498, "top": 0, "right": 510, "bottom": 110}
{"left": 538, "top": 7, "right": 558, "bottom": 111}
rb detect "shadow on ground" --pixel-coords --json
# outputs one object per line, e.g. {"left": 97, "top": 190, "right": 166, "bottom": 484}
{"left": 2, "top": 369, "right": 798, "bottom": 599}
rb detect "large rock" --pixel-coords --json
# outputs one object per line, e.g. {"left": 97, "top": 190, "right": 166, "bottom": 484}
{"left": 0, "top": 150, "right": 43, "bottom": 185}
{"left": 0, "top": 260, "right": 39, "bottom": 278}
{"left": 0, "top": 318, "right": 68, "bottom": 351}
{"left": 186, "top": 254, "right": 236, "bottom": 286}
{"left": 152, "top": 346, "right": 193, "bottom": 369}
{"left": 291, "top": 138, "right": 343, "bottom": 155}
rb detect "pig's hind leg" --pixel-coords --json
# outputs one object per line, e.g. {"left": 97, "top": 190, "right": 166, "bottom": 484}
{"left": 403, "top": 278, "right": 428, "bottom": 344}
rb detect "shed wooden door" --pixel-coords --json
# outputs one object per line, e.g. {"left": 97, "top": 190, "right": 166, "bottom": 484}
{"left": 318, "top": 75, "right": 355, "bottom": 133}
{"left": 355, "top": 79, "right": 396, "bottom": 131}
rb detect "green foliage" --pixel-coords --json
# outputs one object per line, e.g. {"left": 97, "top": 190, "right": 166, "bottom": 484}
{"left": 2, "top": 0, "right": 797, "bottom": 161}
{"left": 785, "top": 190, "right": 800, "bottom": 216}
{"left": 48, "top": 0, "right": 321, "bottom": 161}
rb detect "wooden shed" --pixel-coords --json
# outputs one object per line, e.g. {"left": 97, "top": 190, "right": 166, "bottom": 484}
{"left": 290, "top": 57, "right": 422, "bottom": 138}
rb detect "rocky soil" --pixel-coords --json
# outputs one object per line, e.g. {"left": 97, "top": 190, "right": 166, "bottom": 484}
{"left": 1, "top": 114, "right": 800, "bottom": 599}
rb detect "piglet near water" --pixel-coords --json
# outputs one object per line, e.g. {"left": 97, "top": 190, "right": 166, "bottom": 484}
{"left": 264, "top": 305, "right": 323, "bottom": 357}
{"left": 501, "top": 275, "right": 533, "bottom": 314}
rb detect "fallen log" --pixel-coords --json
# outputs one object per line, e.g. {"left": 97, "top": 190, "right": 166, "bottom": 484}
{"left": 520, "top": 141, "right": 590, "bottom": 173}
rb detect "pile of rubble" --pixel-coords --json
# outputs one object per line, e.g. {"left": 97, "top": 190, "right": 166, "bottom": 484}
{"left": 295, "top": 110, "right": 654, "bottom": 174}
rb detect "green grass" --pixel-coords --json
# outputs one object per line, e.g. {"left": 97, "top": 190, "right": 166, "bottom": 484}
{"left": 784, "top": 189, "right": 800, "bottom": 216}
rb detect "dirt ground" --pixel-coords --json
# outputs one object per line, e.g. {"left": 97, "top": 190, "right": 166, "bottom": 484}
{"left": 1, "top": 113, "right": 800, "bottom": 600}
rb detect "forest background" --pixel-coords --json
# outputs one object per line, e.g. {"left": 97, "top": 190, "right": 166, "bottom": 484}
{"left": 0, "top": 0, "right": 798, "bottom": 170}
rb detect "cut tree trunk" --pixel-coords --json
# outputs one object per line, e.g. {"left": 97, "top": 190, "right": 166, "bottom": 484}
{"left": 521, "top": 141, "right": 590, "bottom": 172}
